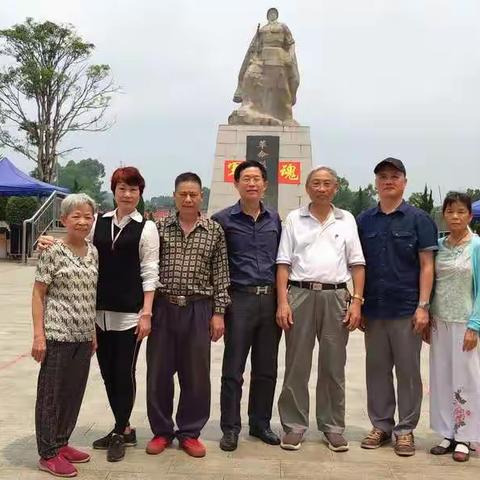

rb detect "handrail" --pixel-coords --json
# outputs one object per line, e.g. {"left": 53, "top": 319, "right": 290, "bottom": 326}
{"left": 22, "top": 190, "right": 68, "bottom": 263}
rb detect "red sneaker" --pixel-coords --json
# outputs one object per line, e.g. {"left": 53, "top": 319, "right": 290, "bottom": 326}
{"left": 180, "top": 437, "right": 206, "bottom": 458}
{"left": 38, "top": 454, "right": 77, "bottom": 477}
{"left": 59, "top": 445, "right": 91, "bottom": 463}
{"left": 146, "top": 436, "right": 172, "bottom": 455}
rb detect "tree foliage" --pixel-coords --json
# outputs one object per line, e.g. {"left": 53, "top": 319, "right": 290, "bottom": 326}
{"left": 57, "top": 158, "right": 107, "bottom": 203}
{"left": 334, "top": 176, "right": 377, "bottom": 216}
{"left": 5, "top": 196, "right": 39, "bottom": 224}
{"left": 0, "top": 18, "right": 118, "bottom": 182}
{"left": 409, "top": 184, "right": 434, "bottom": 214}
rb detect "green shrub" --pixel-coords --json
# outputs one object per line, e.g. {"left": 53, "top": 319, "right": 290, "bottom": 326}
{"left": 5, "top": 196, "right": 39, "bottom": 225}
{"left": 0, "top": 197, "right": 7, "bottom": 221}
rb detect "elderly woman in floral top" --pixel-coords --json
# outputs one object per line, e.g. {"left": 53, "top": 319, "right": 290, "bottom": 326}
{"left": 429, "top": 192, "right": 480, "bottom": 462}
{"left": 32, "top": 193, "right": 98, "bottom": 478}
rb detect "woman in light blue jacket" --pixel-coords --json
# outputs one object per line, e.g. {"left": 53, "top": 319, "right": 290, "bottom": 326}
{"left": 429, "top": 192, "right": 480, "bottom": 462}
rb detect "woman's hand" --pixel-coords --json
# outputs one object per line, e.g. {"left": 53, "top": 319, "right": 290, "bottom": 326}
{"left": 463, "top": 329, "right": 478, "bottom": 352}
{"left": 135, "top": 312, "right": 152, "bottom": 341}
{"left": 36, "top": 235, "right": 57, "bottom": 251}
{"left": 31, "top": 335, "right": 46, "bottom": 363}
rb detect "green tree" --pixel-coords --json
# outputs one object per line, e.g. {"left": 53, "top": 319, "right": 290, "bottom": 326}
{"left": 0, "top": 18, "right": 118, "bottom": 182}
{"left": 201, "top": 187, "right": 210, "bottom": 211}
{"left": 0, "top": 196, "right": 7, "bottom": 220}
{"left": 409, "top": 184, "right": 434, "bottom": 214}
{"left": 5, "top": 196, "right": 39, "bottom": 224}
{"left": 466, "top": 188, "right": 480, "bottom": 203}
{"left": 57, "top": 158, "right": 107, "bottom": 203}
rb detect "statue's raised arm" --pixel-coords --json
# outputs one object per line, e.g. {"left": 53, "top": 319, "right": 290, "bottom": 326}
{"left": 228, "top": 8, "right": 300, "bottom": 126}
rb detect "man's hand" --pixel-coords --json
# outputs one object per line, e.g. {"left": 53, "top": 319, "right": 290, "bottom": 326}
{"left": 210, "top": 314, "right": 225, "bottom": 342}
{"left": 413, "top": 307, "right": 429, "bottom": 334}
{"left": 135, "top": 312, "right": 152, "bottom": 341}
{"left": 276, "top": 301, "right": 293, "bottom": 330}
{"left": 463, "top": 329, "right": 478, "bottom": 352}
{"left": 32, "top": 335, "right": 46, "bottom": 363}
{"left": 36, "top": 235, "right": 57, "bottom": 251}
{"left": 91, "top": 334, "right": 98, "bottom": 355}
{"left": 343, "top": 301, "right": 362, "bottom": 331}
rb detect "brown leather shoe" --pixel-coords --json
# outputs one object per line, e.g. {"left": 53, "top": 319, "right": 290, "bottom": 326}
{"left": 323, "top": 432, "right": 349, "bottom": 452}
{"left": 280, "top": 432, "right": 303, "bottom": 451}
{"left": 430, "top": 438, "right": 456, "bottom": 455}
{"left": 361, "top": 427, "right": 391, "bottom": 449}
{"left": 452, "top": 442, "right": 470, "bottom": 462}
{"left": 394, "top": 433, "right": 415, "bottom": 457}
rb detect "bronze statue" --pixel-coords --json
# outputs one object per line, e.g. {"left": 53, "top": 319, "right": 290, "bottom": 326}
{"left": 229, "top": 8, "right": 300, "bottom": 126}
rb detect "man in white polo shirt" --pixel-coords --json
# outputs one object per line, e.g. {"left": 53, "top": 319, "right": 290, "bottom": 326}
{"left": 276, "top": 166, "right": 365, "bottom": 452}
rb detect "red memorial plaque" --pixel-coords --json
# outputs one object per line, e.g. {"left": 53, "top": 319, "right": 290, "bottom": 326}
{"left": 224, "top": 160, "right": 244, "bottom": 182}
{"left": 278, "top": 161, "right": 301, "bottom": 184}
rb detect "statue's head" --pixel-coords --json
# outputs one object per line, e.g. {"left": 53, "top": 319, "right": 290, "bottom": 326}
{"left": 266, "top": 8, "right": 279, "bottom": 23}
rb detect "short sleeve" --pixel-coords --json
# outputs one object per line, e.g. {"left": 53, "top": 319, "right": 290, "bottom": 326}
{"left": 35, "top": 247, "right": 57, "bottom": 285}
{"left": 276, "top": 214, "right": 294, "bottom": 265}
{"left": 415, "top": 212, "right": 438, "bottom": 250}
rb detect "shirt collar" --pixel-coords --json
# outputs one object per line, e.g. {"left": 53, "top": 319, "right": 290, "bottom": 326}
{"left": 231, "top": 200, "right": 268, "bottom": 217}
{"left": 371, "top": 200, "right": 407, "bottom": 216}
{"left": 165, "top": 211, "right": 208, "bottom": 230}
{"left": 300, "top": 204, "right": 343, "bottom": 219}
{"left": 102, "top": 209, "right": 143, "bottom": 222}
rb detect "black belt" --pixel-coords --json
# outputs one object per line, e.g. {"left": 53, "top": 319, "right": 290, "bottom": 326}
{"left": 288, "top": 281, "right": 347, "bottom": 291}
{"left": 162, "top": 294, "right": 211, "bottom": 307}
{"left": 230, "top": 285, "right": 275, "bottom": 295}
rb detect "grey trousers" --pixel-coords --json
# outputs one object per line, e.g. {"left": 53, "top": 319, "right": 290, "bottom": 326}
{"left": 35, "top": 341, "right": 91, "bottom": 459}
{"left": 364, "top": 317, "right": 422, "bottom": 435}
{"left": 278, "top": 286, "right": 349, "bottom": 434}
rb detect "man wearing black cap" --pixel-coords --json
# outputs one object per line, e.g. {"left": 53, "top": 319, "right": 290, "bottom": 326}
{"left": 357, "top": 158, "right": 437, "bottom": 457}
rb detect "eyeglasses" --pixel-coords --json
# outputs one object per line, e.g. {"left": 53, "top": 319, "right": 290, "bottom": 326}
{"left": 239, "top": 176, "right": 264, "bottom": 184}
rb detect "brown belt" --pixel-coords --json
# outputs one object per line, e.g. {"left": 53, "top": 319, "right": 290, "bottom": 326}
{"left": 162, "top": 294, "right": 211, "bottom": 307}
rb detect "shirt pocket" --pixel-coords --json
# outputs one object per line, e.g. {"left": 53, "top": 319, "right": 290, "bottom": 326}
{"left": 362, "top": 232, "right": 380, "bottom": 259}
{"left": 391, "top": 230, "right": 417, "bottom": 264}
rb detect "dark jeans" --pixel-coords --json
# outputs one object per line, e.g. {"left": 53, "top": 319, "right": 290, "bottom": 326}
{"left": 96, "top": 325, "right": 141, "bottom": 434}
{"left": 220, "top": 290, "right": 281, "bottom": 434}
{"left": 35, "top": 341, "right": 91, "bottom": 459}
{"left": 147, "top": 296, "right": 212, "bottom": 440}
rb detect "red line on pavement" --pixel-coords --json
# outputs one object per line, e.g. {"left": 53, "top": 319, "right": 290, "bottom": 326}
{"left": 0, "top": 352, "right": 29, "bottom": 371}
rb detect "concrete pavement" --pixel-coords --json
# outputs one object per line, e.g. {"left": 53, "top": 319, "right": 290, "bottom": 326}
{"left": 0, "top": 261, "right": 477, "bottom": 479}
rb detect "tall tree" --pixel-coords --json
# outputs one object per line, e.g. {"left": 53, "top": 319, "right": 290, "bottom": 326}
{"left": 409, "top": 184, "right": 434, "bottom": 214}
{"left": 0, "top": 18, "right": 118, "bottom": 182}
{"left": 57, "top": 158, "right": 107, "bottom": 203}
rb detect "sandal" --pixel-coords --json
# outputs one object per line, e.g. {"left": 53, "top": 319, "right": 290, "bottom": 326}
{"left": 452, "top": 442, "right": 470, "bottom": 462}
{"left": 430, "top": 438, "right": 456, "bottom": 455}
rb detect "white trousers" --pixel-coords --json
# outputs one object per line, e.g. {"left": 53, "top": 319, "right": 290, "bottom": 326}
{"left": 430, "top": 320, "right": 480, "bottom": 442}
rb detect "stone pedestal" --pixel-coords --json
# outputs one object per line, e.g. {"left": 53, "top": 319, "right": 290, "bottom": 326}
{"left": 207, "top": 125, "right": 312, "bottom": 220}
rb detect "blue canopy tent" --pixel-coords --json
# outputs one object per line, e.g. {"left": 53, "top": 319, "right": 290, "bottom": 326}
{"left": 0, "top": 157, "right": 69, "bottom": 196}
{"left": 473, "top": 199, "right": 480, "bottom": 220}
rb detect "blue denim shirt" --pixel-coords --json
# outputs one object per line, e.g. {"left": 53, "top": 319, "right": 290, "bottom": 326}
{"left": 212, "top": 201, "right": 282, "bottom": 287}
{"left": 357, "top": 201, "right": 438, "bottom": 319}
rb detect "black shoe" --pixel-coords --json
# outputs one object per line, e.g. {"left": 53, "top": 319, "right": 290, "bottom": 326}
{"left": 249, "top": 426, "right": 280, "bottom": 445}
{"left": 107, "top": 434, "right": 125, "bottom": 462}
{"left": 93, "top": 428, "right": 137, "bottom": 449}
{"left": 92, "top": 430, "right": 114, "bottom": 450}
{"left": 220, "top": 431, "right": 239, "bottom": 452}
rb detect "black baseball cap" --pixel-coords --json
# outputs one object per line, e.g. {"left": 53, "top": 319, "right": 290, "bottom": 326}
{"left": 374, "top": 157, "right": 406, "bottom": 175}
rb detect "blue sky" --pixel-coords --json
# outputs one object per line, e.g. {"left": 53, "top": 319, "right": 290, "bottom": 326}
{"left": 1, "top": 0, "right": 480, "bottom": 201}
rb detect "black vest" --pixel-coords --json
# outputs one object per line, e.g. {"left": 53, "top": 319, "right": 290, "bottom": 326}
{"left": 93, "top": 215, "right": 146, "bottom": 313}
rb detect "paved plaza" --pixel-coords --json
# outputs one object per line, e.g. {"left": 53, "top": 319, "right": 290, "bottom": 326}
{"left": 0, "top": 261, "right": 478, "bottom": 479}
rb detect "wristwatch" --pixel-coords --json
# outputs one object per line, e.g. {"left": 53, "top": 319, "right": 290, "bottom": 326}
{"left": 418, "top": 301, "right": 430, "bottom": 310}
{"left": 352, "top": 293, "right": 365, "bottom": 305}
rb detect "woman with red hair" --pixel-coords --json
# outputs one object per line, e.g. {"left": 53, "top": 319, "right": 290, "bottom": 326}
{"left": 38, "top": 166, "right": 159, "bottom": 463}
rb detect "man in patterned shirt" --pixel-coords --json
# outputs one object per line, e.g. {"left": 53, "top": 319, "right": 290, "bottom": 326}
{"left": 146, "top": 172, "right": 230, "bottom": 459}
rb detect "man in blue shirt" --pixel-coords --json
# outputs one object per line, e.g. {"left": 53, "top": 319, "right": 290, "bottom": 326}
{"left": 212, "top": 160, "right": 282, "bottom": 451}
{"left": 357, "top": 158, "right": 437, "bottom": 457}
